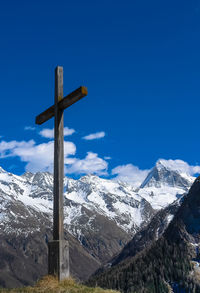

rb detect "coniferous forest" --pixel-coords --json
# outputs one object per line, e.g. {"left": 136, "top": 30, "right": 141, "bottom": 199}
{"left": 87, "top": 237, "right": 200, "bottom": 292}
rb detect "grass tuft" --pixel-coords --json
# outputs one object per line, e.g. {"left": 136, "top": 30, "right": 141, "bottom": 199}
{"left": 0, "top": 275, "right": 119, "bottom": 293}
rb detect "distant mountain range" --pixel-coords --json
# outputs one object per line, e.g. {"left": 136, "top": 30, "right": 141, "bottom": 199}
{"left": 0, "top": 160, "right": 196, "bottom": 288}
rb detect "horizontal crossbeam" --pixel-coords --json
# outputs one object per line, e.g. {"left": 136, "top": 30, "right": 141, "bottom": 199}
{"left": 35, "top": 86, "right": 88, "bottom": 125}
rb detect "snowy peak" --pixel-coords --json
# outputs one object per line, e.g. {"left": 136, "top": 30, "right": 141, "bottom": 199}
{"left": 32, "top": 172, "right": 53, "bottom": 187}
{"left": 65, "top": 174, "right": 152, "bottom": 233}
{"left": 21, "top": 171, "right": 34, "bottom": 180}
{"left": 0, "top": 159, "right": 196, "bottom": 237}
{"left": 140, "top": 159, "right": 194, "bottom": 189}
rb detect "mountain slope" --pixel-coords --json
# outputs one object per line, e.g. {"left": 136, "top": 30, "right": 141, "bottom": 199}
{"left": 0, "top": 160, "right": 196, "bottom": 288}
{"left": 87, "top": 176, "right": 200, "bottom": 292}
{"left": 0, "top": 210, "right": 100, "bottom": 288}
{"left": 110, "top": 200, "right": 180, "bottom": 267}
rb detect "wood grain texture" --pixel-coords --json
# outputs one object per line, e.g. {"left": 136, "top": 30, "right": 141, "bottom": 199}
{"left": 53, "top": 66, "right": 64, "bottom": 241}
{"left": 35, "top": 86, "right": 88, "bottom": 125}
{"left": 35, "top": 66, "right": 88, "bottom": 280}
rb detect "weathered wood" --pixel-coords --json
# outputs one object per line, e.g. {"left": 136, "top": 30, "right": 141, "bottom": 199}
{"left": 48, "top": 240, "right": 69, "bottom": 279}
{"left": 35, "top": 105, "right": 54, "bottom": 125}
{"left": 35, "top": 86, "right": 87, "bottom": 125}
{"left": 59, "top": 86, "right": 88, "bottom": 111}
{"left": 53, "top": 66, "right": 64, "bottom": 241}
{"left": 35, "top": 66, "right": 87, "bottom": 281}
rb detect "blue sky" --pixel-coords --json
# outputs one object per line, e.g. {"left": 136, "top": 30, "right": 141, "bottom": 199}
{"left": 0, "top": 0, "right": 200, "bottom": 184}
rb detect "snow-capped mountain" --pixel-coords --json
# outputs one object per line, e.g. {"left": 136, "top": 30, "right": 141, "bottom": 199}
{"left": 141, "top": 159, "right": 194, "bottom": 189}
{"left": 0, "top": 159, "right": 197, "bottom": 287}
{"left": 138, "top": 159, "right": 194, "bottom": 210}
{"left": 65, "top": 175, "right": 154, "bottom": 234}
{"left": 0, "top": 159, "right": 195, "bottom": 238}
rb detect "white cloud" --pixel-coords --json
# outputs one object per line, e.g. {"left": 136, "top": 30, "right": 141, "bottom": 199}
{"left": 64, "top": 127, "right": 75, "bottom": 136}
{"left": 39, "top": 129, "right": 54, "bottom": 139}
{"left": 111, "top": 159, "right": 200, "bottom": 188}
{"left": 24, "top": 126, "right": 35, "bottom": 131}
{"left": 82, "top": 131, "right": 105, "bottom": 140}
{"left": 0, "top": 139, "right": 108, "bottom": 175}
{"left": 39, "top": 127, "right": 75, "bottom": 139}
{"left": 66, "top": 152, "right": 108, "bottom": 176}
{"left": 0, "top": 139, "right": 76, "bottom": 173}
{"left": 192, "top": 166, "right": 200, "bottom": 174}
{"left": 0, "top": 140, "right": 35, "bottom": 158}
{"left": 22, "top": 141, "right": 76, "bottom": 173}
{"left": 112, "top": 164, "right": 150, "bottom": 188}
{"left": 104, "top": 156, "right": 111, "bottom": 160}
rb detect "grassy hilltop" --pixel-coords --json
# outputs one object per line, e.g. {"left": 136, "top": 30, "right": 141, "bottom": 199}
{"left": 0, "top": 276, "right": 119, "bottom": 293}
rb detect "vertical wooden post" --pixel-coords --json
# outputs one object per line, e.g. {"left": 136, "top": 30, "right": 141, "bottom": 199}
{"left": 48, "top": 66, "right": 69, "bottom": 280}
{"left": 53, "top": 66, "right": 64, "bottom": 241}
{"left": 36, "top": 67, "right": 87, "bottom": 281}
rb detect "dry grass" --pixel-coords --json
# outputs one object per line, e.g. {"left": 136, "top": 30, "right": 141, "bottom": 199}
{"left": 0, "top": 275, "right": 119, "bottom": 293}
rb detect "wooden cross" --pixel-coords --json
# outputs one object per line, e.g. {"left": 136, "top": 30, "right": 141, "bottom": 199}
{"left": 35, "top": 66, "right": 87, "bottom": 280}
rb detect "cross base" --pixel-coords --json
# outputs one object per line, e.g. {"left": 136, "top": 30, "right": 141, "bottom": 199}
{"left": 48, "top": 240, "right": 70, "bottom": 281}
